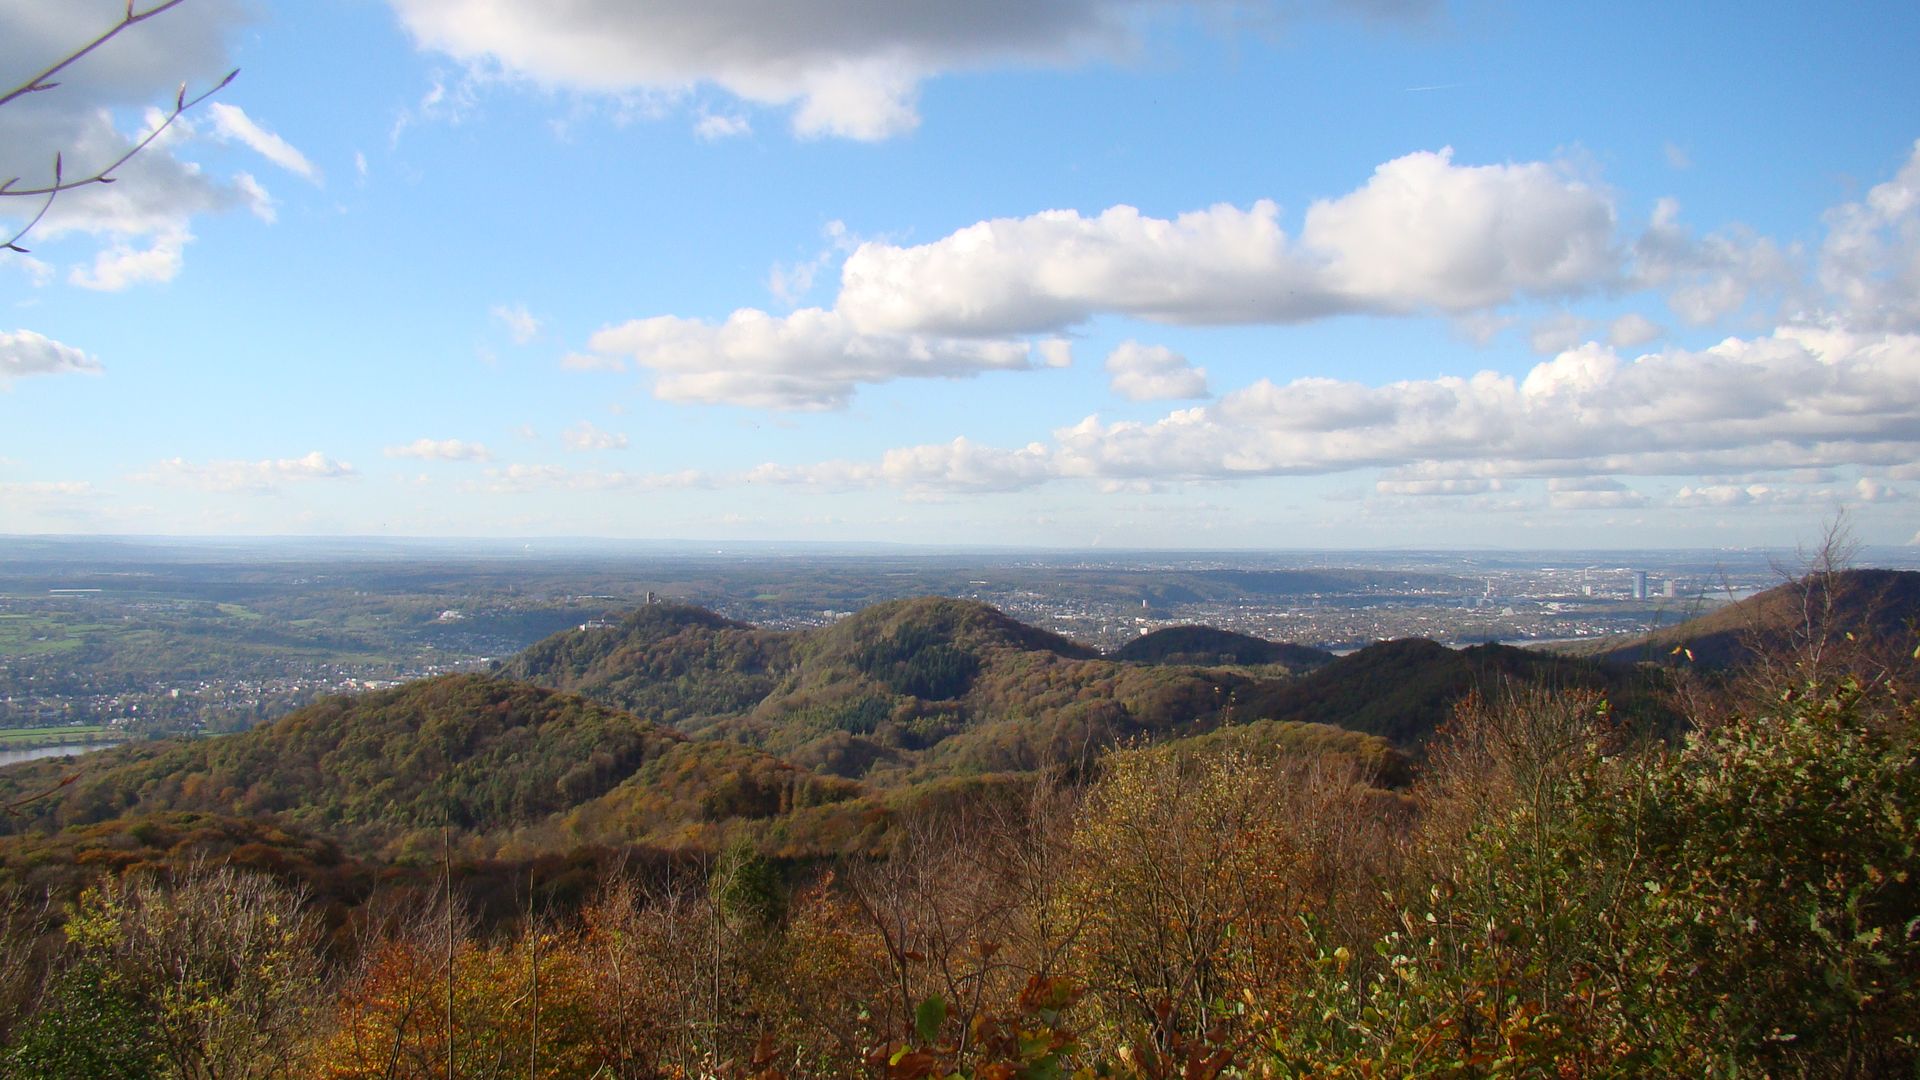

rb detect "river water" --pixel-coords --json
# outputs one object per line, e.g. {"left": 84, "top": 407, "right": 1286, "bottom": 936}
{"left": 0, "top": 742, "right": 123, "bottom": 768}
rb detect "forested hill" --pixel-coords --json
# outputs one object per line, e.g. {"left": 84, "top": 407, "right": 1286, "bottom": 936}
{"left": 495, "top": 602, "right": 794, "bottom": 724}
{"left": 0, "top": 673, "right": 861, "bottom": 859}
{"left": 1110, "top": 625, "right": 1335, "bottom": 669}
{"left": 1556, "top": 568, "right": 1920, "bottom": 673}
{"left": 1230, "top": 638, "right": 1675, "bottom": 746}
{"left": 0, "top": 597, "right": 1675, "bottom": 872}
{"left": 503, "top": 596, "right": 1671, "bottom": 780}
{"left": 503, "top": 597, "right": 1289, "bottom": 783}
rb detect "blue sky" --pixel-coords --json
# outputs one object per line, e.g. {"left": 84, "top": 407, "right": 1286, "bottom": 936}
{"left": 3, "top": 0, "right": 1918, "bottom": 548}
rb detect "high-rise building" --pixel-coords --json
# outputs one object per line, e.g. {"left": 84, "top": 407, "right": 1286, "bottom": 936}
{"left": 1633, "top": 571, "right": 1648, "bottom": 600}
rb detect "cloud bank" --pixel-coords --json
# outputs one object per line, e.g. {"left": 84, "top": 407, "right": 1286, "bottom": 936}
{"left": 388, "top": 0, "right": 1435, "bottom": 141}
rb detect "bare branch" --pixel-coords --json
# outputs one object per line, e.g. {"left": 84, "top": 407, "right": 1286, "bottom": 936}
{"left": 0, "top": 0, "right": 193, "bottom": 111}
{"left": 1, "top": 2, "right": 237, "bottom": 253}
{"left": 0, "top": 771, "right": 79, "bottom": 816}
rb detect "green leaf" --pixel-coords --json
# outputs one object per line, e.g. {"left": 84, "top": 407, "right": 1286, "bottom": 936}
{"left": 915, "top": 994, "right": 948, "bottom": 1045}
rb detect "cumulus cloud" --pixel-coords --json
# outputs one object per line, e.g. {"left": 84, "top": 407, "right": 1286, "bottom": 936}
{"left": 837, "top": 149, "right": 1618, "bottom": 335}
{"left": 138, "top": 451, "right": 356, "bottom": 493}
{"left": 1545, "top": 476, "right": 1649, "bottom": 510}
{"left": 585, "top": 143, "right": 1920, "bottom": 413}
{"left": 561, "top": 420, "right": 629, "bottom": 451}
{"left": 1853, "top": 476, "right": 1905, "bottom": 503}
{"left": 67, "top": 224, "right": 190, "bottom": 290}
{"left": 1670, "top": 483, "right": 1828, "bottom": 508}
{"left": 1105, "top": 341, "right": 1209, "bottom": 401}
{"left": 0, "top": 329, "right": 103, "bottom": 381}
{"left": 876, "top": 437, "right": 1055, "bottom": 492}
{"left": 694, "top": 111, "right": 751, "bottom": 140}
{"left": 745, "top": 436, "right": 1055, "bottom": 494}
{"left": 1607, "top": 312, "right": 1663, "bottom": 348}
{"left": 1528, "top": 312, "right": 1593, "bottom": 355}
{"left": 1820, "top": 139, "right": 1920, "bottom": 332}
{"left": 1049, "top": 328, "right": 1920, "bottom": 484}
{"left": 386, "top": 0, "right": 1435, "bottom": 141}
{"left": 775, "top": 327, "right": 1918, "bottom": 494}
{"left": 206, "top": 102, "right": 320, "bottom": 182}
{"left": 579, "top": 307, "right": 1054, "bottom": 409}
{"left": 491, "top": 303, "right": 540, "bottom": 344}
{"left": 1633, "top": 197, "right": 1800, "bottom": 325}
{"left": 384, "top": 437, "right": 493, "bottom": 461}
{"left": 0, "top": 2, "right": 251, "bottom": 267}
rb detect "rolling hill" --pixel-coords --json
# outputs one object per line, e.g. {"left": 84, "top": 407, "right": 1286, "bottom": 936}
{"left": 506, "top": 596, "right": 1673, "bottom": 775}
{"left": 1110, "top": 625, "right": 1335, "bottom": 669}
{"left": 0, "top": 673, "right": 861, "bottom": 860}
{"left": 0, "top": 595, "right": 1681, "bottom": 883}
{"left": 506, "top": 597, "right": 1296, "bottom": 783}
{"left": 1230, "top": 637, "right": 1675, "bottom": 747}
{"left": 1554, "top": 569, "right": 1920, "bottom": 674}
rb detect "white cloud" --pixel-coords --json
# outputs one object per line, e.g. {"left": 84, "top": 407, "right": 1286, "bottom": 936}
{"left": 1607, "top": 312, "right": 1663, "bottom": 348}
{"left": 1820, "top": 139, "right": 1920, "bottom": 332}
{"left": 694, "top": 111, "right": 751, "bottom": 140}
{"left": 1527, "top": 312, "right": 1593, "bottom": 355}
{"left": 1854, "top": 476, "right": 1904, "bottom": 503}
{"left": 877, "top": 437, "right": 1054, "bottom": 492}
{"left": 0, "top": 3, "right": 251, "bottom": 270}
{"left": 386, "top": 0, "right": 1435, "bottom": 142}
{"left": 562, "top": 419, "right": 629, "bottom": 451}
{"left": 0, "top": 479, "right": 94, "bottom": 497}
{"left": 1670, "top": 483, "right": 1832, "bottom": 508}
{"left": 206, "top": 102, "right": 320, "bottom": 183}
{"left": 792, "top": 326, "right": 1920, "bottom": 493}
{"left": 232, "top": 172, "right": 276, "bottom": 223}
{"left": 66, "top": 224, "right": 190, "bottom": 290}
{"left": 480, "top": 463, "right": 708, "bottom": 493}
{"left": 0, "top": 329, "right": 103, "bottom": 381}
{"left": 491, "top": 302, "right": 540, "bottom": 344}
{"left": 560, "top": 351, "right": 627, "bottom": 372}
{"left": 1634, "top": 197, "right": 1799, "bottom": 325}
{"left": 1104, "top": 341, "right": 1209, "bottom": 401}
{"left": 837, "top": 149, "right": 1619, "bottom": 335}
{"left": 583, "top": 143, "right": 1920, "bottom": 418}
{"left": 384, "top": 437, "right": 493, "bottom": 461}
{"left": 1054, "top": 328, "right": 1920, "bottom": 484}
{"left": 745, "top": 436, "right": 1055, "bottom": 494}
{"left": 768, "top": 220, "right": 854, "bottom": 307}
{"left": 581, "top": 306, "right": 1047, "bottom": 410}
{"left": 1374, "top": 478, "right": 1501, "bottom": 496}
{"left": 1450, "top": 312, "right": 1516, "bottom": 346}
{"left": 138, "top": 451, "right": 356, "bottom": 493}
{"left": 1544, "top": 476, "right": 1649, "bottom": 510}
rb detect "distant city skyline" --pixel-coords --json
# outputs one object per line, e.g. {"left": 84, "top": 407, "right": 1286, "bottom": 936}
{"left": 3, "top": 1, "right": 1918, "bottom": 550}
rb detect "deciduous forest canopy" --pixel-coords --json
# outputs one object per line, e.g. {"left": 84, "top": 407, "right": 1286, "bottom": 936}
{"left": 2, "top": 569, "right": 1917, "bottom": 1076}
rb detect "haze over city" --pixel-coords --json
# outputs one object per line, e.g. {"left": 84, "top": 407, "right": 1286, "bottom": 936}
{"left": 3, "top": 1, "right": 1918, "bottom": 549}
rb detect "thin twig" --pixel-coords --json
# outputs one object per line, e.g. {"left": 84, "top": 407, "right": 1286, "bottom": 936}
{"left": 1, "top": 1, "right": 237, "bottom": 253}
{"left": 1, "top": 772, "right": 79, "bottom": 815}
